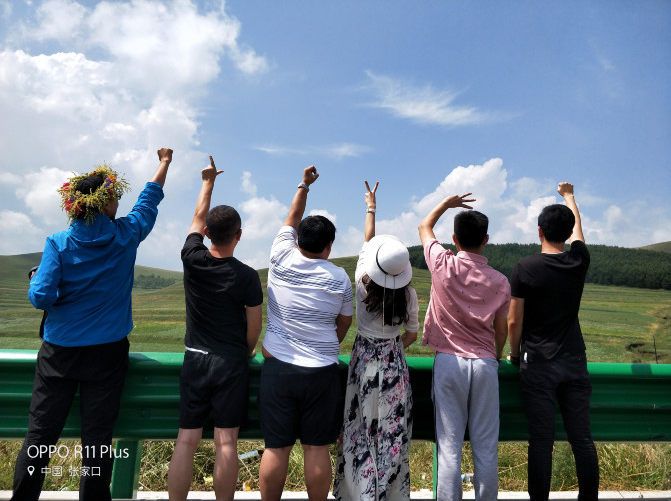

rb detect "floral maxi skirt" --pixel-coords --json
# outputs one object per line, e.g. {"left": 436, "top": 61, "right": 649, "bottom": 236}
{"left": 334, "top": 334, "right": 413, "bottom": 501}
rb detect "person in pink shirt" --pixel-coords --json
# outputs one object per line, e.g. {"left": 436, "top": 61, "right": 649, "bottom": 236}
{"left": 418, "top": 193, "right": 510, "bottom": 501}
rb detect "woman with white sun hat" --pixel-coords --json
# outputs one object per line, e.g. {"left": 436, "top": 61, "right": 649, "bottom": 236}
{"left": 334, "top": 181, "right": 419, "bottom": 501}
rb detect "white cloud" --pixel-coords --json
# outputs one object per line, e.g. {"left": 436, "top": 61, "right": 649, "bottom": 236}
{"left": 254, "top": 142, "right": 370, "bottom": 159}
{"left": 365, "top": 71, "right": 510, "bottom": 127}
{"left": 322, "top": 143, "right": 371, "bottom": 159}
{"left": 15, "top": 167, "right": 72, "bottom": 226}
{"left": 0, "top": 172, "right": 22, "bottom": 185}
{"left": 239, "top": 196, "right": 287, "bottom": 240}
{"left": 0, "top": 0, "right": 269, "bottom": 268}
{"left": 309, "top": 209, "right": 337, "bottom": 222}
{"left": 241, "top": 171, "right": 257, "bottom": 196}
{"left": 254, "top": 145, "right": 307, "bottom": 156}
{"left": 0, "top": 210, "right": 43, "bottom": 254}
{"left": 28, "top": 0, "right": 87, "bottom": 41}
{"left": 325, "top": 158, "right": 671, "bottom": 260}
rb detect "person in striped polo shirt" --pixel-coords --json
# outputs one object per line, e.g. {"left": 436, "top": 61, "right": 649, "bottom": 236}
{"left": 259, "top": 165, "right": 353, "bottom": 501}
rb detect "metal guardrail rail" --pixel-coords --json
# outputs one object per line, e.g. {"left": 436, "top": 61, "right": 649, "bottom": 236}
{"left": 0, "top": 350, "right": 669, "bottom": 498}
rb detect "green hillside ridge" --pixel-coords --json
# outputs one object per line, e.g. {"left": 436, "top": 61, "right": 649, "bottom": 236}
{"left": 1, "top": 251, "right": 670, "bottom": 363}
{"left": 641, "top": 241, "right": 671, "bottom": 253}
{"left": 407, "top": 243, "right": 671, "bottom": 290}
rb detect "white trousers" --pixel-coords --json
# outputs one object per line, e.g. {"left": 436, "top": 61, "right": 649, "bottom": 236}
{"left": 433, "top": 352, "right": 500, "bottom": 501}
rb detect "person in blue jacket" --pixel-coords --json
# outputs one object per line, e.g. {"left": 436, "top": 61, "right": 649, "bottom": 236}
{"left": 11, "top": 148, "right": 173, "bottom": 501}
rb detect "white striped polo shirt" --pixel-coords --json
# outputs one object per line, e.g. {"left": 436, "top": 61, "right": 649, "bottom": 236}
{"left": 263, "top": 226, "right": 354, "bottom": 367}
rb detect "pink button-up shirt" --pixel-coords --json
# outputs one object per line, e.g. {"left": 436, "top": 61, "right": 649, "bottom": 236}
{"left": 422, "top": 239, "right": 511, "bottom": 359}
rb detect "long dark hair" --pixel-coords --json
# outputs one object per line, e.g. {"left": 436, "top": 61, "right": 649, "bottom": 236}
{"left": 362, "top": 274, "right": 410, "bottom": 326}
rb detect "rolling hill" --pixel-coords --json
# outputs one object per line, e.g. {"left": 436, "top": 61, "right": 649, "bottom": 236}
{"left": 1, "top": 249, "right": 670, "bottom": 363}
{"left": 641, "top": 241, "right": 671, "bottom": 253}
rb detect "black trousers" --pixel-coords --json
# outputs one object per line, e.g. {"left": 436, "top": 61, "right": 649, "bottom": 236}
{"left": 520, "top": 353, "right": 599, "bottom": 501}
{"left": 12, "top": 337, "right": 129, "bottom": 501}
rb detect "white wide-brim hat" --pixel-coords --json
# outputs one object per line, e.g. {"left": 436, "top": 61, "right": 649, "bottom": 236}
{"left": 362, "top": 234, "right": 412, "bottom": 290}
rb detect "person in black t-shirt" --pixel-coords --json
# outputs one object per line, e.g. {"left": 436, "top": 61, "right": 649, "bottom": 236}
{"left": 508, "top": 182, "right": 599, "bottom": 501}
{"left": 167, "top": 160, "right": 263, "bottom": 501}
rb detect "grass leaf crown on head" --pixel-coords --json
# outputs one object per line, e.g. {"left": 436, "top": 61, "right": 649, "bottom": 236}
{"left": 58, "top": 164, "right": 130, "bottom": 224}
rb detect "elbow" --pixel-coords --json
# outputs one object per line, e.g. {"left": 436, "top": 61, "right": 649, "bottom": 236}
{"left": 29, "top": 289, "right": 54, "bottom": 310}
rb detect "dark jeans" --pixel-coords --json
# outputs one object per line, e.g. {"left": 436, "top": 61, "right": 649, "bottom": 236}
{"left": 520, "top": 353, "right": 599, "bottom": 501}
{"left": 12, "top": 337, "right": 129, "bottom": 501}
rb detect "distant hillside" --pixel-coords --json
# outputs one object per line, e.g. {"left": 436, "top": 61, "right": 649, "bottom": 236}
{"left": 641, "top": 241, "right": 671, "bottom": 254}
{"left": 4, "top": 241, "right": 671, "bottom": 291}
{"left": 407, "top": 243, "right": 671, "bottom": 290}
{"left": 0, "top": 254, "right": 182, "bottom": 290}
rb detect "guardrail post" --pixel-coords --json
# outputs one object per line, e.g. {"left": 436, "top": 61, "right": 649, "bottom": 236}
{"left": 111, "top": 439, "right": 143, "bottom": 499}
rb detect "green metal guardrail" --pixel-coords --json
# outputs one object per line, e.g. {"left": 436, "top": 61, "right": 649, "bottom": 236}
{"left": 0, "top": 350, "right": 670, "bottom": 498}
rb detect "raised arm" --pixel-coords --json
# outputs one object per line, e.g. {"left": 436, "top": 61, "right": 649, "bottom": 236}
{"left": 418, "top": 193, "right": 476, "bottom": 245}
{"left": 188, "top": 156, "right": 224, "bottom": 235}
{"left": 363, "top": 180, "right": 378, "bottom": 242}
{"left": 285, "top": 165, "right": 319, "bottom": 228}
{"left": 558, "top": 182, "right": 585, "bottom": 243}
{"left": 150, "top": 148, "right": 173, "bottom": 188}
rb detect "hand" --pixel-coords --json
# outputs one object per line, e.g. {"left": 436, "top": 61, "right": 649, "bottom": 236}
{"left": 364, "top": 180, "right": 379, "bottom": 209}
{"left": 201, "top": 157, "right": 223, "bottom": 183}
{"left": 443, "top": 193, "right": 475, "bottom": 209}
{"left": 303, "top": 165, "right": 319, "bottom": 186}
{"left": 557, "top": 181, "right": 574, "bottom": 198}
{"left": 509, "top": 355, "right": 520, "bottom": 367}
{"left": 157, "top": 148, "right": 173, "bottom": 165}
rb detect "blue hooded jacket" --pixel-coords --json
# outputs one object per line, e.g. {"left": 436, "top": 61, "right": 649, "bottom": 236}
{"left": 28, "top": 182, "right": 164, "bottom": 347}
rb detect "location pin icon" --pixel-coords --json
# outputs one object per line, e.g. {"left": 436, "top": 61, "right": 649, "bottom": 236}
{"left": 27, "top": 466, "right": 35, "bottom": 476}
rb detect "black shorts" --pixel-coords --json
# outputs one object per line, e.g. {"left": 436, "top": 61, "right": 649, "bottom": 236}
{"left": 179, "top": 350, "right": 249, "bottom": 429}
{"left": 259, "top": 357, "right": 343, "bottom": 448}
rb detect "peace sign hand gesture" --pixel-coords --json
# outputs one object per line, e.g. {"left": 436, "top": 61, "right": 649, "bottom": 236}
{"left": 364, "top": 180, "right": 379, "bottom": 209}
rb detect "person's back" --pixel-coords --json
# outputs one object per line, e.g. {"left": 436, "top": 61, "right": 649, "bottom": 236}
{"left": 508, "top": 182, "right": 599, "bottom": 501}
{"left": 512, "top": 241, "right": 589, "bottom": 362}
{"left": 30, "top": 180, "right": 163, "bottom": 346}
{"left": 259, "top": 166, "right": 353, "bottom": 501}
{"left": 264, "top": 225, "right": 352, "bottom": 366}
{"left": 418, "top": 194, "right": 510, "bottom": 501}
{"left": 14, "top": 149, "right": 173, "bottom": 501}
{"left": 423, "top": 241, "right": 510, "bottom": 358}
{"left": 168, "top": 161, "right": 263, "bottom": 501}
{"left": 182, "top": 238, "right": 261, "bottom": 357}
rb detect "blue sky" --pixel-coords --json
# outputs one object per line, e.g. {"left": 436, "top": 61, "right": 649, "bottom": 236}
{"left": 0, "top": 0, "right": 669, "bottom": 270}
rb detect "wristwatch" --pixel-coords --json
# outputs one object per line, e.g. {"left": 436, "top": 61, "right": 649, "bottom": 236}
{"left": 297, "top": 182, "right": 309, "bottom": 192}
{"left": 366, "top": 208, "right": 376, "bottom": 214}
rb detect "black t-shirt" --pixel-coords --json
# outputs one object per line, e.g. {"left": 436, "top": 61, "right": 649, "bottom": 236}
{"left": 181, "top": 233, "right": 263, "bottom": 358}
{"left": 510, "top": 240, "right": 590, "bottom": 361}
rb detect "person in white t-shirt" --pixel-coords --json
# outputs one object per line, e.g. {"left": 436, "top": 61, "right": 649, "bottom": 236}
{"left": 259, "top": 165, "right": 354, "bottom": 501}
{"left": 333, "top": 181, "right": 419, "bottom": 501}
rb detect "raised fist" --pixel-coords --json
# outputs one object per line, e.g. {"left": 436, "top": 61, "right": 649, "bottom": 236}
{"left": 157, "top": 148, "right": 173, "bottom": 164}
{"left": 557, "top": 182, "right": 574, "bottom": 197}
{"left": 303, "top": 165, "right": 319, "bottom": 186}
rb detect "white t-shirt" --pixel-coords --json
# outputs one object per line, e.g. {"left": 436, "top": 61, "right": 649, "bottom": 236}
{"left": 355, "top": 241, "right": 420, "bottom": 339}
{"left": 263, "top": 226, "right": 354, "bottom": 367}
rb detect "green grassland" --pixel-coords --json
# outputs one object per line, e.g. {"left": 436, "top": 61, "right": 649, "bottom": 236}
{"left": 3, "top": 254, "right": 669, "bottom": 363}
{"left": 641, "top": 240, "right": 671, "bottom": 253}
{"left": 1, "top": 253, "right": 670, "bottom": 492}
